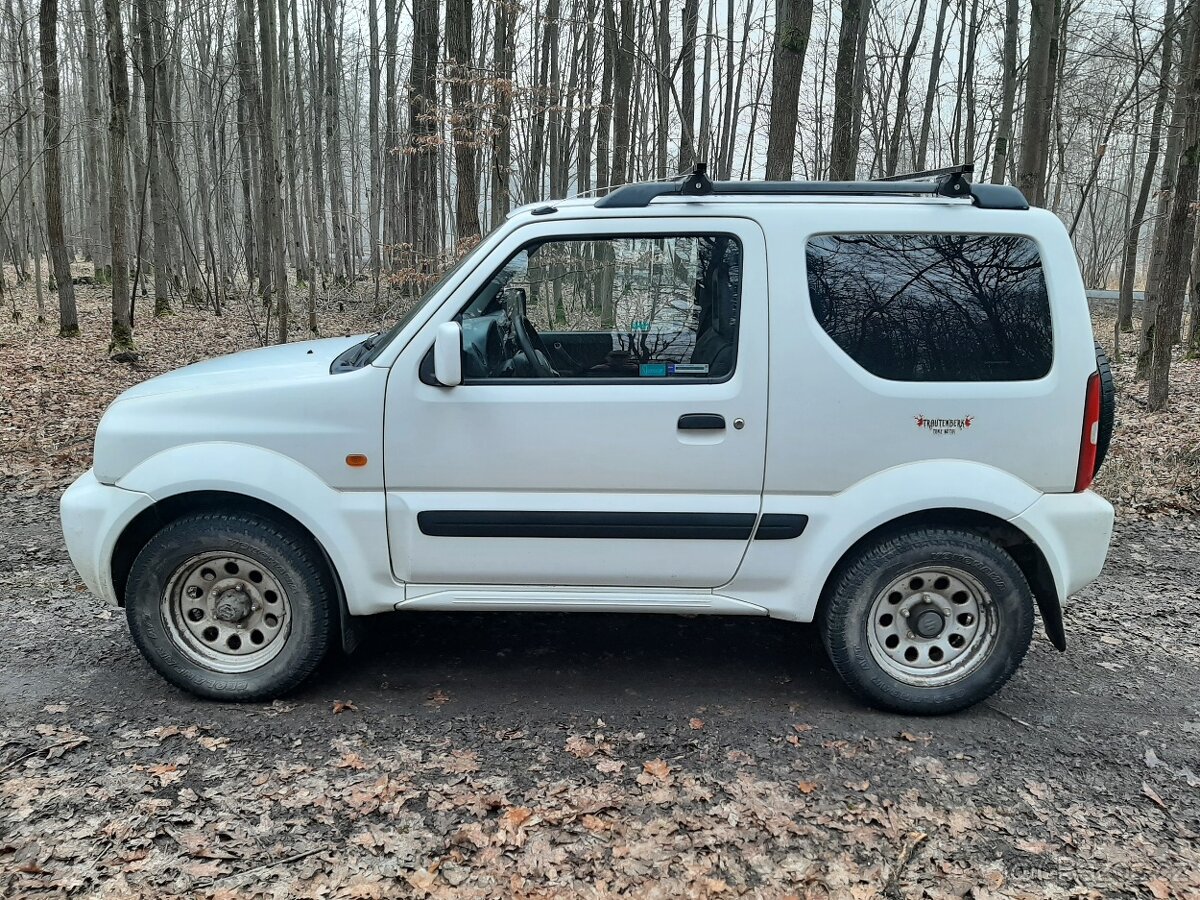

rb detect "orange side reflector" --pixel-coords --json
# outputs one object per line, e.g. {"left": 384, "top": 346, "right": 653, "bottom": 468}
{"left": 345, "top": 454, "right": 368, "bottom": 468}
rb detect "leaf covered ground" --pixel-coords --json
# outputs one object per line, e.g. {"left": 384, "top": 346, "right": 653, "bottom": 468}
{"left": 1, "top": 284, "right": 1199, "bottom": 897}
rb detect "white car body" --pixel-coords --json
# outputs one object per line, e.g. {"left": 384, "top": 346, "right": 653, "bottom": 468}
{"left": 61, "top": 190, "right": 1115, "bottom": 654}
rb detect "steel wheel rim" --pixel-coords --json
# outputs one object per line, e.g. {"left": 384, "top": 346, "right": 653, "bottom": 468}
{"left": 161, "top": 551, "right": 291, "bottom": 674}
{"left": 866, "top": 565, "right": 998, "bottom": 687}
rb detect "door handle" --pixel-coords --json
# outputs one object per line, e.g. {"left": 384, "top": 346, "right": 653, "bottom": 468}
{"left": 677, "top": 413, "right": 726, "bottom": 430}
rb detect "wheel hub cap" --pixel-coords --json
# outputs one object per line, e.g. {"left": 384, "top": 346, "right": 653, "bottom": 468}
{"left": 161, "top": 552, "right": 291, "bottom": 674}
{"left": 914, "top": 608, "right": 945, "bottom": 638}
{"left": 865, "top": 566, "right": 998, "bottom": 687}
{"left": 214, "top": 589, "right": 252, "bottom": 622}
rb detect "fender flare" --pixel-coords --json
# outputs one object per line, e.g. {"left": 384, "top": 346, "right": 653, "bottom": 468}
{"left": 115, "top": 443, "right": 398, "bottom": 618}
{"left": 746, "top": 461, "right": 1063, "bottom": 641}
{"left": 814, "top": 462, "right": 1064, "bottom": 648}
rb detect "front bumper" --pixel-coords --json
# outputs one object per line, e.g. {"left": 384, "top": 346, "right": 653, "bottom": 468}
{"left": 60, "top": 470, "right": 155, "bottom": 604}
{"left": 1010, "top": 489, "right": 1115, "bottom": 607}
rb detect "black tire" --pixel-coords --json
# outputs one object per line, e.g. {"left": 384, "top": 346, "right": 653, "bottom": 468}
{"left": 819, "top": 527, "right": 1034, "bottom": 715}
{"left": 125, "top": 511, "right": 336, "bottom": 701}
{"left": 1094, "top": 340, "right": 1115, "bottom": 473}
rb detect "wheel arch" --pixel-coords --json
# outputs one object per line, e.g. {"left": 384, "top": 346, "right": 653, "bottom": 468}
{"left": 111, "top": 490, "right": 360, "bottom": 653}
{"left": 815, "top": 507, "right": 1065, "bottom": 651}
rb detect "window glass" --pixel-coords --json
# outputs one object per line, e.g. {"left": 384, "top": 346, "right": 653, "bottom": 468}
{"left": 806, "top": 233, "right": 1052, "bottom": 381}
{"left": 456, "top": 234, "right": 741, "bottom": 380}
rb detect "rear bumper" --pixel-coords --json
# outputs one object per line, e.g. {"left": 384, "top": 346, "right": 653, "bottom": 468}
{"left": 60, "top": 470, "right": 155, "bottom": 604}
{"left": 1010, "top": 490, "right": 1115, "bottom": 607}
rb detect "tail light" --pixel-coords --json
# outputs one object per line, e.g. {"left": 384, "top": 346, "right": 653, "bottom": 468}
{"left": 1074, "top": 372, "right": 1102, "bottom": 492}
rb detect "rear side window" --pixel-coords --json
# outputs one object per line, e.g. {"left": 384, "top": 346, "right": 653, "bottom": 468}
{"left": 806, "top": 233, "right": 1052, "bottom": 381}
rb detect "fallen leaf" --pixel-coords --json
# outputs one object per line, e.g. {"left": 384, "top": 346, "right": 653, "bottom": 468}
{"left": 146, "top": 762, "right": 183, "bottom": 786}
{"left": 642, "top": 758, "right": 671, "bottom": 780}
{"left": 726, "top": 749, "right": 754, "bottom": 765}
{"left": 426, "top": 690, "right": 450, "bottom": 707}
{"left": 332, "top": 700, "right": 358, "bottom": 714}
{"left": 503, "top": 807, "right": 533, "bottom": 829}
{"left": 796, "top": 781, "right": 818, "bottom": 794}
{"left": 565, "top": 735, "right": 597, "bottom": 758}
{"left": 596, "top": 758, "right": 625, "bottom": 775}
{"left": 689, "top": 718, "right": 704, "bottom": 730}
{"left": 1142, "top": 783, "right": 1167, "bottom": 809}
{"left": 581, "top": 814, "right": 611, "bottom": 833}
{"left": 1024, "top": 780, "right": 1052, "bottom": 801}
{"left": 1146, "top": 878, "right": 1173, "bottom": 899}
{"left": 844, "top": 779, "right": 870, "bottom": 792}
{"left": 336, "top": 752, "right": 368, "bottom": 770}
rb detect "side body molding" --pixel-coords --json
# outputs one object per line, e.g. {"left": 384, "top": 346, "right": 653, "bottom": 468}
{"left": 116, "top": 443, "right": 401, "bottom": 616}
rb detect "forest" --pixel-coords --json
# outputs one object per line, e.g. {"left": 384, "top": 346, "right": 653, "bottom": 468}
{"left": 0, "top": 0, "right": 1192, "bottom": 410}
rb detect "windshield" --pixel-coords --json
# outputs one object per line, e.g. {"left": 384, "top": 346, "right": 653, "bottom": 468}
{"left": 363, "top": 230, "right": 498, "bottom": 364}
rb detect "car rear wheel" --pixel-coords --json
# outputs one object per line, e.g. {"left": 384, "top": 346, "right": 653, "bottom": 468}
{"left": 125, "top": 511, "right": 336, "bottom": 701}
{"left": 819, "top": 527, "right": 1034, "bottom": 715}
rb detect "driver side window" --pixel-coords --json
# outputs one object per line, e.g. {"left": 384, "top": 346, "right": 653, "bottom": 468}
{"left": 455, "top": 233, "right": 742, "bottom": 381}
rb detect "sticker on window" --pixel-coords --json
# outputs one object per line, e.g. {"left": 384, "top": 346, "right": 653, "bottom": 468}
{"left": 639, "top": 362, "right": 668, "bottom": 377}
{"left": 670, "top": 363, "right": 710, "bottom": 375}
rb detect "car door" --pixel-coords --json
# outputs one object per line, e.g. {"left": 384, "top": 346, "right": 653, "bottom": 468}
{"left": 382, "top": 215, "right": 769, "bottom": 590}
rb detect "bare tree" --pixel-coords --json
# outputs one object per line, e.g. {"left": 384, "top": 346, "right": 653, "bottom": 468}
{"left": 1119, "top": 0, "right": 1175, "bottom": 334}
{"left": 829, "top": 0, "right": 871, "bottom": 179}
{"left": 766, "top": 0, "right": 814, "bottom": 180}
{"left": 1018, "top": 0, "right": 1056, "bottom": 205}
{"left": 38, "top": 0, "right": 77, "bottom": 336}
{"left": 988, "top": 0, "right": 1018, "bottom": 183}
{"left": 1149, "top": 0, "right": 1200, "bottom": 411}
{"left": 104, "top": 0, "right": 134, "bottom": 357}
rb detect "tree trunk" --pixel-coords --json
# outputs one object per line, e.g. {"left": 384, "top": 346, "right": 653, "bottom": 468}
{"left": 406, "top": 0, "right": 440, "bottom": 270}
{"left": 595, "top": 0, "right": 613, "bottom": 193}
{"left": 135, "top": 0, "right": 173, "bottom": 315}
{"left": 885, "top": 0, "right": 928, "bottom": 176}
{"left": 1017, "top": 0, "right": 1056, "bottom": 205}
{"left": 610, "top": 0, "right": 633, "bottom": 187}
{"left": 81, "top": 0, "right": 112, "bottom": 280}
{"left": 490, "top": 0, "right": 513, "bottom": 221}
{"left": 655, "top": 0, "right": 670, "bottom": 179}
{"left": 1148, "top": 0, "right": 1200, "bottom": 410}
{"left": 988, "top": 0, "right": 1018, "bottom": 183}
{"left": 104, "top": 0, "right": 134, "bottom": 357}
{"left": 765, "top": 0, "right": 815, "bottom": 180}
{"left": 447, "top": 0, "right": 481, "bottom": 238}
{"left": 325, "top": 0, "right": 351, "bottom": 280}
{"left": 38, "top": 0, "right": 78, "bottom": 336}
{"left": 679, "top": 0, "right": 699, "bottom": 169}
{"left": 915, "top": 0, "right": 950, "bottom": 170}
{"left": 1119, "top": 0, "right": 1175, "bottom": 332}
{"left": 829, "top": 0, "right": 869, "bottom": 179}
{"left": 256, "top": 0, "right": 287, "bottom": 342}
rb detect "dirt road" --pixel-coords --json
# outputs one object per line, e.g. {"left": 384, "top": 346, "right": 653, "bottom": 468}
{"left": 2, "top": 483, "right": 1198, "bottom": 898}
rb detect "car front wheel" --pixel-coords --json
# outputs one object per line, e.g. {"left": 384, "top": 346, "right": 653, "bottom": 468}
{"left": 819, "top": 527, "right": 1034, "bottom": 715}
{"left": 125, "top": 511, "right": 336, "bottom": 701}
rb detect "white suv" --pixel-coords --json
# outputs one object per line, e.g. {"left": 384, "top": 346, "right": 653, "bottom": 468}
{"left": 60, "top": 167, "right": 1115, "bottom": 714}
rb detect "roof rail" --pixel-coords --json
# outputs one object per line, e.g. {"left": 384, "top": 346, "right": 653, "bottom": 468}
{"left": 593, "top": 162, "right": 1029, "bottom": 211}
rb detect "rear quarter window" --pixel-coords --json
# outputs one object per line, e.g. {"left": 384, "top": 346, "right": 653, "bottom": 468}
{"left": 806, "top": 233, "right": 1052, "bottom": 381}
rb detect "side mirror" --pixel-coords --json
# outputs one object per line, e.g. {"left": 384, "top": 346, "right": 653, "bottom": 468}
{"left": 433, "top": 321, "right": 463, "bottom": 387}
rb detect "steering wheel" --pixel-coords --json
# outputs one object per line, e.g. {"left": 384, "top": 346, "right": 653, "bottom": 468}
{"left": 509, "top": 303, "right": 557, "bottom": 378}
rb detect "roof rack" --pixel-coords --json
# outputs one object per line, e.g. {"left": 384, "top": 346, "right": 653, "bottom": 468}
{"left": 593, "top": 163, "right": 1029, "bottom": 211}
